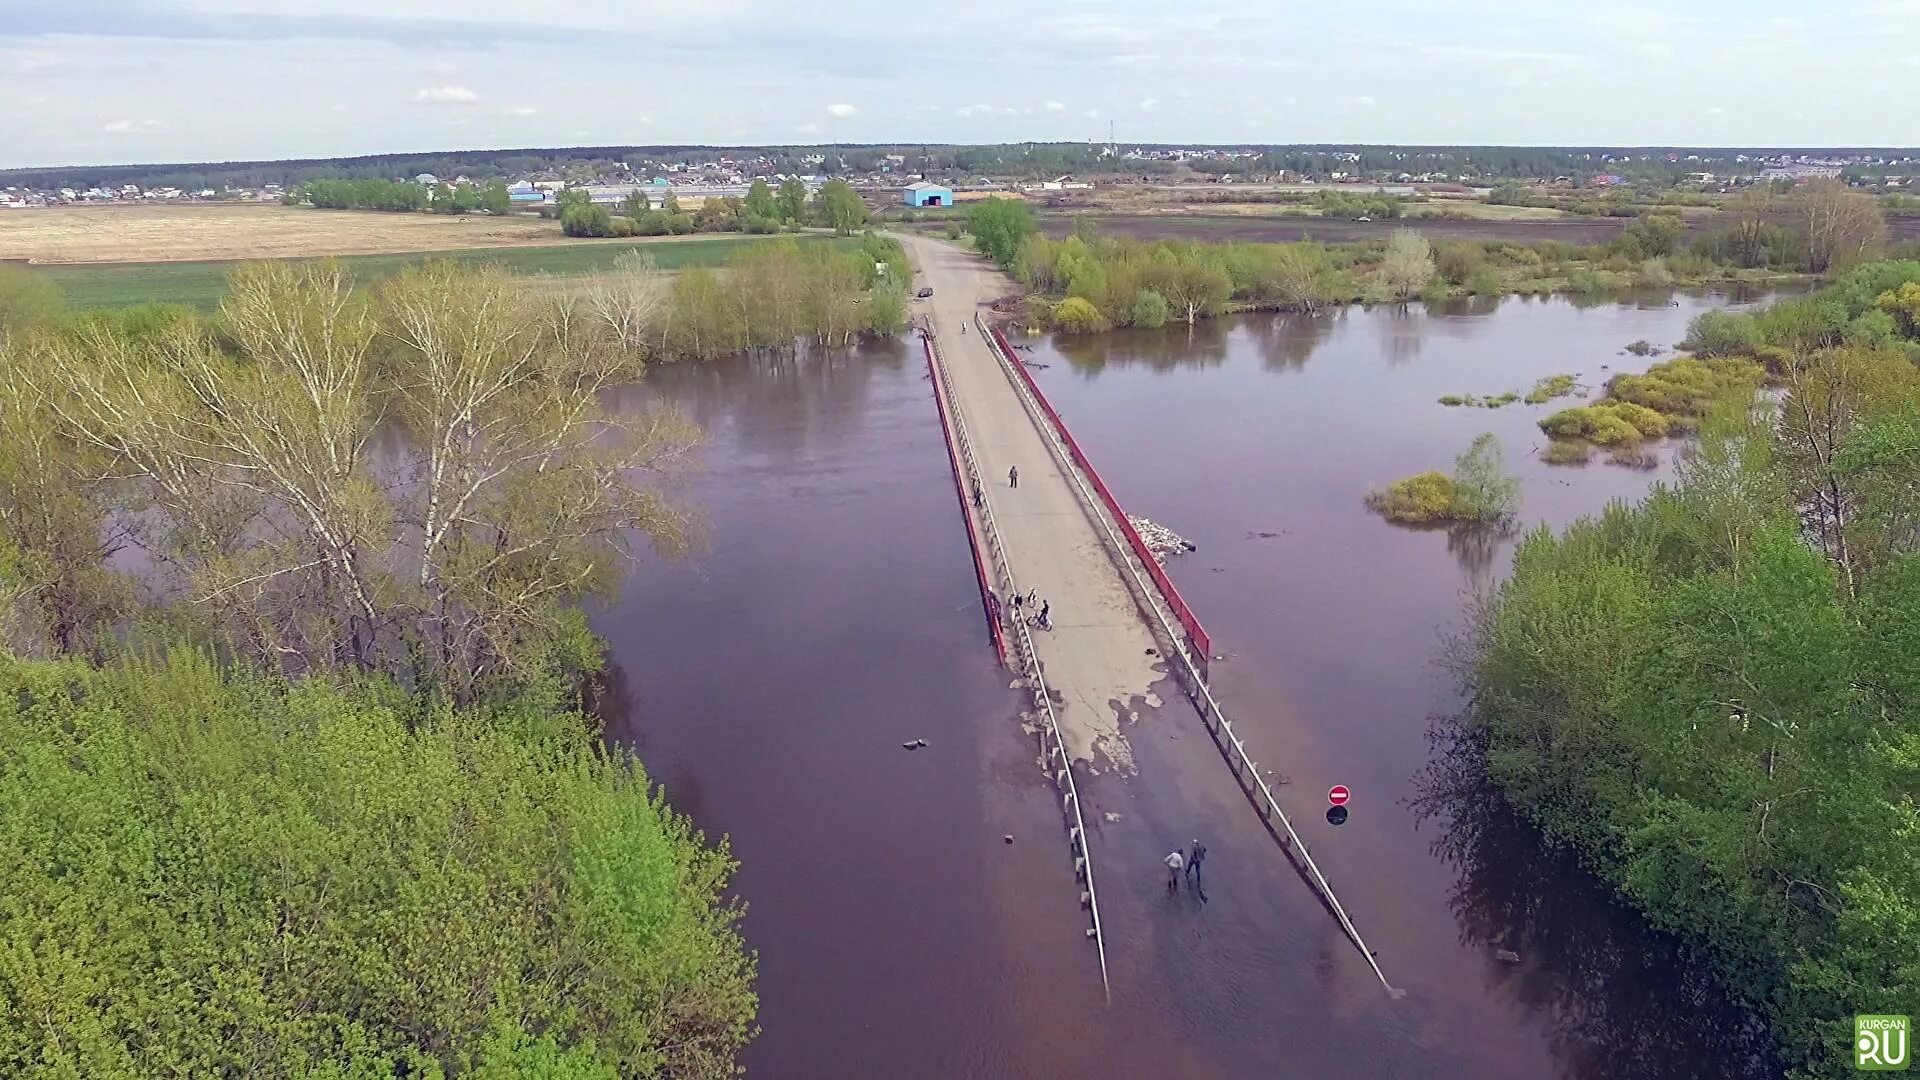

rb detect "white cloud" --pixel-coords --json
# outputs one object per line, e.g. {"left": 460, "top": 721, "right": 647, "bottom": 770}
{"left": 1042, "top": 100, "right": 1065, "bottom": 111}
{"left": 794, "top": 121, "right": 822, "bottom": 134}
{"left": 1418, "top": 45, "right": 1580, "bottom": 65}
{"left": 413, "top": 85, "right": 479, "bottom": 106}
{"left": 1352, "top": 95, "right": 1376, "bottom": 106}
{"left": 1706, "top": 105, "right": 1727, "bottom": 115}
{"left": 506, "top": 105, "right": 538, "bottom": 116}
{"left": 1084, "top": 108, "right": 1101, "bottom": 118}
{"left": 8, "top": 50, "right": 68, "bottom": 74}
{"left": 1138, "top": 98, "right": 1158, "bottom": 110}
{"left": 1635, "top": 41, "right": 1675, "bottom": 58}
{"left": 102, "top": 119, "right": 164, "bottom": 135}
{"left": 826, "top": 102, "right": 858, "bottom": 117}
{"left": 956, "top": 104, "right": 1017, "bottom": 118}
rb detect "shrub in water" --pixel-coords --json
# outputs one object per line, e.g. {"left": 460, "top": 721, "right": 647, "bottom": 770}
{"left": 1541, "top": 439, "right": 1593, "bottom": 466}
{"left": 1540, "top": 406, "right": 1599, "bottom": 439}
{"left": 1525, "top": 374, "right": 1577, "bottom": 404}
{"left": 1679, "top": 308, "right": 1761, "bottom": 357}
{"left": 1052, "top": 296, "right": 1110, "bottom": 333}
{"left": 1366, "top": 471, "right": 1459, "bottom": 523}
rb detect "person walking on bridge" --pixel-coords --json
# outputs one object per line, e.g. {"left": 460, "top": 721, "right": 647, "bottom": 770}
{"left": 1186, "top": 840, "right": 1209, "bottom": 902}
{"left": 1164, "top": 849, "right": 1185, "bottom": 894}
{"left": 1008, "top": 465, "right": 1018, "bottom": 489}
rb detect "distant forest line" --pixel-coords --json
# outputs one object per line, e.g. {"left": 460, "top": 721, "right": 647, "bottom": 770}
{"left": 10, "top": 142, "right": 1920, "bottom": 193}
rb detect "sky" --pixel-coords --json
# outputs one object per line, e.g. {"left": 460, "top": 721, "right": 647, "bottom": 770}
{"left": 0, "top": 0, "right": 1914, "bottom": 168}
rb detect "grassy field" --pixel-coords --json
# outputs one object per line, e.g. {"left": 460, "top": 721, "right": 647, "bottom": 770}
{"left": 0, "top": 203, "right": 579, "bottom": 264}
{"left": 36, "top": 236, "right": 840, "bottom": 310}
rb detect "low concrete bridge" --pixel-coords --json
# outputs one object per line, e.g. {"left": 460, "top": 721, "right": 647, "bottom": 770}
{"left": 901, "top": 234, "right": 1398, "bottom": 1002}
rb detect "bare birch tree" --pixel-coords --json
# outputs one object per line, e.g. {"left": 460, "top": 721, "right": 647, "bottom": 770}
{"left": 1802, "top": 180, "right": 1885, "bottom": 274}
{"left": 584, "top": 250, "right": 667, "bottom": 351}
{"left": 41, "top": 258, "right": 698, "bottom": 699}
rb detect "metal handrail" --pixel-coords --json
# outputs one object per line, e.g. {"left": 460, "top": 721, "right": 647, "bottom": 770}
{"left": 977, "top": 314, "right": 1403, "bottom": 998}
{"left": 925, "top": 330, "right": 1113, "bottom": 1001}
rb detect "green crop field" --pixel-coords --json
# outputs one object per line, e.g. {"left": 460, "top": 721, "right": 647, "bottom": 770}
{"left": 35, "top": 235, "right": 840, "bottom": 310}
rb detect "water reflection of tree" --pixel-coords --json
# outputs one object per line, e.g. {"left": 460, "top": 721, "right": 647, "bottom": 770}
{"left": 1412, "top": 722, "right": 1781, "bottom": 1080}
{"left": 1052, "top": 321, "right": 1233, "bottom": 374}
{"left": 605, "top": 338, "right": 907, "bottom": 464}
{"left": 1374, "top": 303, "right": 1426, "bottom": 367}
{"left": 1248, "top": 310, "right": 1335, "bottom": 373}
{"left": 1446, "top": 522, "right": 1513, "bottom": 593}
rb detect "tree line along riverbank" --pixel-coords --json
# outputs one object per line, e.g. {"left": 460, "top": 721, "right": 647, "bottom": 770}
{"left": 954, "top": 183, "right": 1897, "bottom": 333}
{"left": 1455, "top": 258, "right": 1920, "bottom": 1078}
{"left": 0, "top": 243, "right": 900, "bottom": 1072}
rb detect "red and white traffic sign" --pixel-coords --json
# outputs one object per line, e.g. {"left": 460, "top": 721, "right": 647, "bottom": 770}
{"left": 1328, "top": 785, "right": 1351, "bottom": 807}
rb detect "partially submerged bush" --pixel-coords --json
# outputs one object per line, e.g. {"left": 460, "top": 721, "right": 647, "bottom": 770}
{"left": 1606, "top": 356, "right": 1765, "bottom": 416}
{"left": 1624, "top": 339, "right": 1660, "bottom": 357}
{"left": 1540, "top": 401, "right": 1668, "bottom": 444}
{"left": 1366, "top": 471, "right": 1459, "bottom": 523}
{"left": 1680, "top": 308, "right": 1761, "bottom": 357}
{"left": 1541, "top": 439, "right": 1593, "bottom": 466}
{"left": 1525, "top": 373, "right": 1577, "bottom": 404}
{"left": 1367, "top": 434, "right": 1518, "bottom": 525}
{"left": 1053, "top": 295, "right": 1109, "bottom": 333}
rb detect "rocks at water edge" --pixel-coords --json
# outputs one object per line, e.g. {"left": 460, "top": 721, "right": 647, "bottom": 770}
{"left": 1128, "top": 516, "right": 1196, "bottom": 564}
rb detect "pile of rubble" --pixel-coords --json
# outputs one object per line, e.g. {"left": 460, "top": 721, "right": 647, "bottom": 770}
{"left": 1128, "top": 516, "right": 1196, "bottom": 564}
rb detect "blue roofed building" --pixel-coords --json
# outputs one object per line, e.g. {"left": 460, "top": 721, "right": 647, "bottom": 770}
{"left": 903, "top": 181, "right": 953, "bottom": 208}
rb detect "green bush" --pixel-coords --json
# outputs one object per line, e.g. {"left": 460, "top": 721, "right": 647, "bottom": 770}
{"left": 1466, "top": 266, "right": 1505, "bottom": 296}
{"left": 1587, "top": 412, "right": 1645, "bottom": 445}
{"left": 0, "top": 652, "right": 756, "bottom": 1077}
{"left": 1607, "top": 356, "right": 1766, "bottom": 416}
{"left": 1540, "top": 405, "right": 1599, "bottom": 439}
{"left": 1052, "top": 295, "right": 1109, "bottom": 333}
{"left": 1681, "top": 309, "right": 1762, "bottom": 357}
{"left": 1130, "top": 289, "right": 1170, "bottom": 329}
{"left": 1526, "top": 374, "right": 1578, "bottom": 404}
{"left": 1540, "top": 401, "right": 1668, "bottom": 444}
{"left": 1439, "top": 394, "right": 1470, "bottom": 407}
{"left": 1367, "top": 434, "right": 1517, "bottom": 524}
{"left": 1366, "top": 471, "right": 1459, "bottom": 523}
{"left": 1541, "top": 439, "right": 1593, "bottom": 465}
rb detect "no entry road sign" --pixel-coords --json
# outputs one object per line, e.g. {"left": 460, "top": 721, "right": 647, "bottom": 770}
{"left": 1328, "top": 785, "right": 1351, "bottom": 807}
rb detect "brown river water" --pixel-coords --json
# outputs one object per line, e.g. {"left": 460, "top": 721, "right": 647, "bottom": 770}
{"left": 591, "top": 289, "right": 1785, "bottom": 1080}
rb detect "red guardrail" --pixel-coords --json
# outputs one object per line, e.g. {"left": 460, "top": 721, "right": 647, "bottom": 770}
{"left": 924, "top": 336, "right": 1007, "bottom": 665}
{"left": 991, "top": 327, "right": 1213, "bottom": 670}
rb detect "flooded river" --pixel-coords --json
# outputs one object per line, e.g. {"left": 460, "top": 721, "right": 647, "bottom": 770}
{"left": 592, "top": 290, "right": 1783, "bottom": 1079}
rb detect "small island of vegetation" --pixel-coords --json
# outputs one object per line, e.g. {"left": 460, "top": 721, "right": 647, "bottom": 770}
{"left": 1366, "top": 433, "right": 1519, "bottom": 525}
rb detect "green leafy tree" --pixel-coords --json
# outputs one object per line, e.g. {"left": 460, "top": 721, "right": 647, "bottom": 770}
{"left": 776, "top": 176, "right": 808, "bottom": 223}
{"left": 744, "top": 178, "right": 776, "bottom": 221}
{"left": 1449, "top": 433, "right": 1520, "bottom": 523}
{"left": 965, "top": 197, "right": 1037, "bottom": 269}
{"left": 479, "top": 180, "right": 512, "bottom": 215}
{"left": 814, "top": 179, "right": 868, "bottom": 236}
{"left": 1377, "top": 229, "right": 1436, "bottom": 300}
